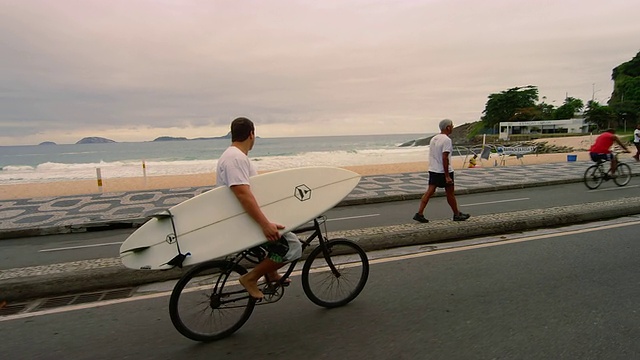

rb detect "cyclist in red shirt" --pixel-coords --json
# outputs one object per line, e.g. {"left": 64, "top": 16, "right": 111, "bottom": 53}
{"left": 589, "top": 129, "right": 630, "bottom": 178}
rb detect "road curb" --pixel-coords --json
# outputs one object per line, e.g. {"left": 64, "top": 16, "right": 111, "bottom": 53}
{"left": 3, "top": 196, "right": 640, "bottom": 302}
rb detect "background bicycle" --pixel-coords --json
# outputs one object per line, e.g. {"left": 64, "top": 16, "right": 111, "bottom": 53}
{"left": 168, "top": 216, "right": 370, "bottom": 342}
{"left": 583, "top": 150, "right": 632, "bottom": 189}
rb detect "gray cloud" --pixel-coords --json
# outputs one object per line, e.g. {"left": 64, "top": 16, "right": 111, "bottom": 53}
{"left": 1, "top": 0, "right": 639, "bottom": 144}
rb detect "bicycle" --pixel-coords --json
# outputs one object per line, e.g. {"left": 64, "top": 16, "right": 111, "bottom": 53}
{"left": 583, "top": 151, "right": 632, "bottom": 189}
{"left": 168, "top": 216, "right": 370, "bottom": 342}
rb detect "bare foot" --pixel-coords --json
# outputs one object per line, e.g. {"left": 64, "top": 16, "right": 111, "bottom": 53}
{"left": 239, "top": 274, "right": 264, "bottom": 300}
{"left": 265, "top": 272, "right": 291, "bottom": 285}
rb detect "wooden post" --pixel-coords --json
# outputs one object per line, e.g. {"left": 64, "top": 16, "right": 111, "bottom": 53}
{"left": 142, "top": 160, "right": 147, "bottom": 187}
{"left": 96, "top": 168, "right": 103, "bottom": 193}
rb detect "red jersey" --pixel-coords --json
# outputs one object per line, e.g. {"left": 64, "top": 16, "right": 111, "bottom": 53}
{"left": 589, "top": 132, "right": 616, "bottom": 154}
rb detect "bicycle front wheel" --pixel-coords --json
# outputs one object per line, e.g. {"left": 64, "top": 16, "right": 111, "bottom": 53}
{"left": 169, "top": 260, "right": 255, "bottom": 342}
{"left": 301, "top": 239, "right": 369, "bottom": 308}
{"left": 613, "top": 163, "right": 632, "bottom": 186}
{"left": 584, "top": 164, "right": 604, "bottom": 189}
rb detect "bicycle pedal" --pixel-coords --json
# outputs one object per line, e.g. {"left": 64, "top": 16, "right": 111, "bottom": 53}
{"left": 262, "top": 285, "right": 284, "bottom": 303}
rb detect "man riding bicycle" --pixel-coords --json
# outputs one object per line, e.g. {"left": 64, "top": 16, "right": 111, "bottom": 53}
{"left": 589, "top": 128, "right": 630, "bottom": 178}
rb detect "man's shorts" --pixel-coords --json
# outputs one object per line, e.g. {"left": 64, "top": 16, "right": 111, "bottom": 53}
{"left": 428, "top": 171, "right": 455, "bottom": 188}
{"left": 263, "top": 232, "right": 302, "bottom": 263}
{"left": 589, "top": 152, "right": 613, "bottom": 162}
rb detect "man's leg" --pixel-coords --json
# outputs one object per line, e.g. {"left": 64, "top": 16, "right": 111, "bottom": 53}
{"left": 417, "top": 185, "right": 437, "bottom": 215}
{"left": 239, "top": 259, "right": 284, "bottom": 299}
{"left": 444, "top": 185, "right": 460, "bottom": 215}
{"left": 610, "top": 158, "right": 617, "bottom": 175}
{"left": 446, "top": 184, "right": 470, "bottom": 221}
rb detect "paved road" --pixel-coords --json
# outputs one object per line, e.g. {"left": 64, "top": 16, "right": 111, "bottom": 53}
{"left": 2, "top": 221, "right": 638, "bottom": 359}
{"left": 3, "top": 159, "right": 640, "bottom": 302}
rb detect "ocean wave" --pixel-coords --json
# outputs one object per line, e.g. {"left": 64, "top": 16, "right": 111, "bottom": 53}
{"left": 1, "top": 165, "right": 36, "bottom": 172}
{"left": 0, "top": 147, "right": 433, "bottom": 185}
{"left": 0, "top": 135, "right": 436, "bottom": 185}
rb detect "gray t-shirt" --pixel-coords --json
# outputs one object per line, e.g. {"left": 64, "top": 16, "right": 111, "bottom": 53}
{"left": 428, "top": 133, "right": 453, "bottom": 173}
{"left": 216, "top": 146, "right": 257, "bottom": 187}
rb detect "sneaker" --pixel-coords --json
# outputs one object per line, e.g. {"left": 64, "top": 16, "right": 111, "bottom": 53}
{"left": 453, "top": 212, "right": 470, "bottom": 221}
{"left": 413, "top": 213, "right": 429, "bottom": 223}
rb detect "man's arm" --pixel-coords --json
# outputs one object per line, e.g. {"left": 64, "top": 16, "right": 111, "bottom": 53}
{"left": 442, "top": 151, "right": 452, "bottom": 183}
{"left": 614, "top": 136, "right": 631, "bottom": 152}
{"left": 230, "top": 184, "right": 283, "bottom": 241}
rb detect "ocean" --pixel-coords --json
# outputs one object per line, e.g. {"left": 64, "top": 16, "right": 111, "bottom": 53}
{"left": 0, "top": 133, "right": 432, "bottom": 185}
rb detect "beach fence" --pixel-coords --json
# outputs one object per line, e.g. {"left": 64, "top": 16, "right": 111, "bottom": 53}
{"left": 457, "top": 144, "right": 538, "bottom": 169}
{"left": 495, "top": 145, "right": 538, "bottom": 166}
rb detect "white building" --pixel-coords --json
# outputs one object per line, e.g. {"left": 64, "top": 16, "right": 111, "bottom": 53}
{"left": 499, "top": 118, "right": 589, "bottom": 140}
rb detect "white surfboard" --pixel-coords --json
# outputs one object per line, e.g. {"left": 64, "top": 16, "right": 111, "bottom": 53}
{"left": 119, "top": 166, "right": 361, "bottom": 270}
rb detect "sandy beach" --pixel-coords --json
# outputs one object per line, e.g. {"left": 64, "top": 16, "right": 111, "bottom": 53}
{"left": 0, "top": 136, "right": 594, "bottom": 200}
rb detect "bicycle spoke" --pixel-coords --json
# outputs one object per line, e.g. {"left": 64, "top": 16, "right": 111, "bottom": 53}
{"left": 614, "top": 163, "right": 632, "bottom": 186}
{"left": 169, "top": 261, "right": 255, "bottom": 342}
{"left": 302, "top": 239, "right": 369, "bottom": 308}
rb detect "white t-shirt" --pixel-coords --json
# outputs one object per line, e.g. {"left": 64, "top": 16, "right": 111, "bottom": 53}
{"left": 634, "top": 129, "right": 640, "bottom": 143}
{"left": 216, "top": 146, "right": 257, "bottom": 187}
{"left": 428, "top": 133, "right": 453, "bottom": 173}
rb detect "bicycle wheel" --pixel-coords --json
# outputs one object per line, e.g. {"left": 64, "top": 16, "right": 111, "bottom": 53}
{"left": 169, "top": 260, "right": 255, "bottom": 342}
{"left": 613, "top": 163, "right": 632, "bottom": 186}
{"left": 301, "top": 239, "right": 369, "bottom": 308}
{"left": 584, "top": 164, "right": 604, "bottom": 189}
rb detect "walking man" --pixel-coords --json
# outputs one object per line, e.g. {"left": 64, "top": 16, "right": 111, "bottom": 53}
{"left": 413, "top": 119, "right": 470, "bottom": 223}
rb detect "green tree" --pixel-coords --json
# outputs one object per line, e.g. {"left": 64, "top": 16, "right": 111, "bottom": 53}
{"left": 511, "top": 106, "right": 542, "bottom": 121}
{"left": 481, "top": 85, "right": 539, "bottom": 127}
{"left": 584, "top": 100, "right": 615, "bottom": 130}
{"left": 553, "top": 97, "right": 584, "bottom": 119}
{"left": 536, "top": 97, "right": 556, "bottom": 119}
{"left": 609, "top": 50, "right": 640, "bottom": 125}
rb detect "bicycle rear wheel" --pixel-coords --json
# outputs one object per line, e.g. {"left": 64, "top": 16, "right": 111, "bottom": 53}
{"left": 169, "top": 260, "right": 255, "bottom": 342}
{"left": 613, "top": 163, "right": 632, "bottom": 186}
{"left": 584, "top": 164, "right": 604, "bottom": 189}
{"left": 301, "top": 239, "right": 369, "bottom": 308}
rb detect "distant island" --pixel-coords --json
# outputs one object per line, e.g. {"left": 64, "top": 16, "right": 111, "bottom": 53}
{"left": 153, "top": 136, "right": 189, "bottom": 142}
{"left": 152, "top": 132, "right": 232, "bottom": 142}
{"left": 76, "top": 137, "right": 116, "bottom": 144}
{"left": 398, "top": 137, "right": 432, "bottom": 147}
{"left": 37, "top": 132, "right": 234, "bottom": 146}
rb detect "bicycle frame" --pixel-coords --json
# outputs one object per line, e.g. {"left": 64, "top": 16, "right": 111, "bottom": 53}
{"left": 216, "top": 216, "right": 340, "bottom": 304}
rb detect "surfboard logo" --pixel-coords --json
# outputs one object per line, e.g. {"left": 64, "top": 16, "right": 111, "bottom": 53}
{"left": 294, "top": 184, "right": 311, "bottom": 201}
{"left": 166, "top": 233, "right": 177, "bottom": 244}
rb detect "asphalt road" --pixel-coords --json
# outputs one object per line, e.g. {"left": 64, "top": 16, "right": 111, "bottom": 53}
{"left": 1, "top": 181, "right": 638, "bottom": 270}
{"left": 2, "top": 219, "right": 638, "bottom": 359}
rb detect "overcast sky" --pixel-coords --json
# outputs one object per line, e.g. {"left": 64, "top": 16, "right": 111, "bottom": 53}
{"left": 1, "top": 0, "right": 639, "bottom": 146}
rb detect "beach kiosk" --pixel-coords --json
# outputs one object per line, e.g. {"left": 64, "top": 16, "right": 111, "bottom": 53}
{"left": 499, "top": 118, "right": 588, "bottom": 140}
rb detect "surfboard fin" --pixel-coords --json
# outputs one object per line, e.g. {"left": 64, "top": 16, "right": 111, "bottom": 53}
{"left": 152, "top": 211, "right": 173, "bottom": 220}
{"left": 120, "top": 245, "right": 150, "bottom": 254}
{"left": 165, "top": 252, "right": 191, "bottom": 269}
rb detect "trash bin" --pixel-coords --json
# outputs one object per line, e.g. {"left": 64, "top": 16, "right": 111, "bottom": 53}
{"left": 567, "top": 154, "right": 577, "bottom": 162}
